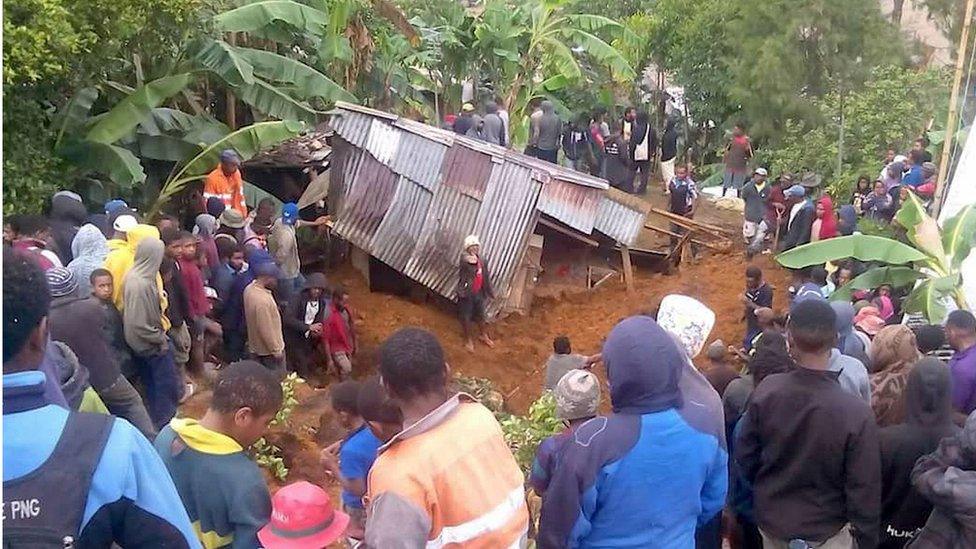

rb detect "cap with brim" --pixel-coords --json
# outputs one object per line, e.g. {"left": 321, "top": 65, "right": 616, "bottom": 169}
{"left": 799, "top": 173, "right": 822, "bottom": 189}
{"left": 104, "top": 199, "right": 128, "bottom": 215}
{"left": 258, "top": 482, "right": 350, "bottom": 549}
{"left": 282, "top": 202, "right": 299, "bottom": 225}
{"left": 462, "top": 103, "right": 475, "bottom": 112}
{"left": 204, "top": 286, "right": 219, "bottom": 300}
{"left": 113, "top": 214, "right": 138, "bottom": 233}
{"left": 219, "top": 209, "right": 246, "bottom": 229}
{"left": 754, "top": 167, "right": 768, "bottom": 176}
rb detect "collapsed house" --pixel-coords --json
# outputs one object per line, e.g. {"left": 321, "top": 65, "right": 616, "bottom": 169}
{"left": 326, "top": 102, "right": 651, "bottom": 317}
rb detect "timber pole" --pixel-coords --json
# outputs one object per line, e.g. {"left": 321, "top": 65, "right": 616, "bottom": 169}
{"left": 933, "top": 0, "right": 976, "bottom": 217}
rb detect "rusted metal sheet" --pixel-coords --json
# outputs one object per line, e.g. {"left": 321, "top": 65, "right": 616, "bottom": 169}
{"left": 593, "top": 194, "right": 648, "bottom": 246}
{"left": 403, "top": 184, "right": 481, "bottom": 298}
{"left": 370, "top": 177, "right": 432, "bottom": 272}
{"left": 332, "top": 152, "right": 399, "bottom": 250}
{"left": 473, "top": 162, "right": 542, "bottom": 316}
{"left": 326, "top": 138, "right": 363, "bottom": 215}
{"left": 440, "top": 144, "right": 494, "bottom": 200}
{"left": 329, "top": 111, "right": 373, "bottom": 148}
{"left": 364, "top": 118, "right": 400, "bottom": 165}
{"left": 537, "top": 178, "right": 603, "bottom": 234}
{"left": 389, "top": 129, "right": 446, "bottom": 190}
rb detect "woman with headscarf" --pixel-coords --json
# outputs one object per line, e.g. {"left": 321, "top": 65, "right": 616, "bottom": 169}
{"left": 193, "top": 213, "right": 220, "bottom": 281}
{"left": 879, "top": 358, "right": 958, "bottom": 549}
{"left": 870, "top": 325, "right": 921, "bottom": 427}
{"left": 67, "top": 223, "right": 109, "bottom": 296}
{"left": 122, "top": 237, "right": 180, "bottom": 430}
{"left": 810, "top": 196, "right": 838, "bottom": 241}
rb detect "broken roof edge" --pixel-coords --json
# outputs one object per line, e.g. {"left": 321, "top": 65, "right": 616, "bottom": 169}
{"left": 330, "top": 101, "right": 610, "bottom": 191}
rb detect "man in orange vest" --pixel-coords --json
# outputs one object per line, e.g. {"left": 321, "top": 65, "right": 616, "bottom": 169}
{"left": 204, "top": 150, "right": 247, "bottom": 217}
{"left": 365, "top": 328, "right": 529, "bottom": 547}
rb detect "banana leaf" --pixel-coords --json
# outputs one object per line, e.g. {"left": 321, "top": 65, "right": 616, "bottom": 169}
{"left": 60, "top": 141, "right": 146, "bottom": 187}
{"left": 55, "top": 87, "right": 99, "bottom": 148}
{"left": 942, "top": 204, "right": 976, "bottom": 269}
{"left": 541, "top": 36, "right": 582, "bottom": 80}
{"left": 213, "top": 1, "right": 328, "bottom": 35}
{"left": 85, "top": 74, "right": 193, "bottom": 145}
{"left": 903, "top": 274, "right": 960, "bottom": 323}
{"left": 235, "top": 78, "right": 321, "bottom": 123}
{"left": 138, "top": 108, "right": 207, "bottom": 136}
{"left": 234, "top": 48, "right": 356, "bottom": 102}
{"left": 136, "top": 134, "right": 203, "bottom": 162}
{"left": 193, "top": 39, "right": 255, "bottom": 87}
{"left": 561, "top": 29, "right": 636, "bottom": 80}
{"left": 829, "top": 266, "right": 924, "bottom": 302}
{"left": 775, "top": 235, "right": 928, "bottom": 269}
{"left": 894, "top": 191, "right": 946, "bottom": 261}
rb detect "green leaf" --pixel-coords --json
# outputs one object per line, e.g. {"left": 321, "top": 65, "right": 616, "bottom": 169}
{"left": 562, "top": 29, "right": 636, "bottom": 80}
{"left": 139, "top": 108, "right": 205, "bottom": 136}
{"left": 194, "top": 39, "right": 255, "bottom": 87}
{"left": 894, "top": 191, "right": 946, "bottom": 261}
{"left": 829, "top": 266, "right": 924, "bottom": 302}
{"left": 236, "top": 79, "right": 321, "bottom": 123}
{"left": 942, "top": 204, "right": 976, "bottom": 269}
{"left": 60, "top": 141, "right": 146, "bottom": 187}
{"left": 85, "top": 74, "right": 193, "bottom": 144}
{"left": 775, "top": 234, "right": 929, "bottom": 269}
{"left": 55, "top": 87, "right": 98, "bottom": 148}
{"left": 904, "top": 275, "right": 959, "bottom": 323}
{"left": 541, "top": 36, "right": 582, "bottom": 80}
{"left": 233, "top": 48, "right": 357, "bottom": 102}
{"left": 540, "top": 74, "right": 570, "bottom": 91}
{"left": 136, "top": 134, "right": 203, "bottom": 162}
{"left": 213, "top": 1, "right": 328, "bottom": 36}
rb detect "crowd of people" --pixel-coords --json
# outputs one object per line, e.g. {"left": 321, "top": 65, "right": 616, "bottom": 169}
{"left": 5, "top": 109, "right": 976, "bottom": 549}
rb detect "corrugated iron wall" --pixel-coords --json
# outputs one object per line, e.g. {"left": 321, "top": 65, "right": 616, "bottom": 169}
{"left": 332, "top": 151, "right": 398, "bottom": 250}
{"left": 370, "top": 177, "right": 432, "bottom": 272}
{"left": 537, "top": 178, "right": 603, "bottom": 235}
{"left": 440, "top": 145, "right": 494, "bottom": 200}
{"left": 594, "top": 196, "right": 646, "bottom": 245}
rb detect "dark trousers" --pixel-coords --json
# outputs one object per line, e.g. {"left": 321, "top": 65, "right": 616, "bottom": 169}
{"left": 254, "top": 353, "right": 287, "bottom": 379}
{"left": 695, "top": 513, "right": 722, "bottom": 549}
{"left": 634, "top": 160, "right": 652, "bottom": 193}
{"left": 223, "top": 328, "right": 246, "bottom": 363}
{"left": 98, "top": 374, "right": 156, "bottom": 439}
{"left": 537, "top": 148, "right": 558, "bottom": 164}
{"left": 135, "top": 348, "right": 181, "bottom": 431}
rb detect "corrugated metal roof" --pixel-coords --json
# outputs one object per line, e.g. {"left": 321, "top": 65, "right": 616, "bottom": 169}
{"left": 474, "top": 162, "right": 541, "bottom": 316}
{"left": 593, "top": 187, "right": 652, "bottom": 246}
{"left": 537, "top": 178, "right": 603, "bottom": 234}
{"left": 389, "top": 129, "right": 446, "bottom": 190}
{"left": 402, "top": 184, "right": 481, "bottom": 297}
{"left": 364, "top": 118, "right": 401, "bottom": 165}
{"left": 332, "top": 150, "right": 399, "bottom": 250}
{"left": 330, "top": 111, "right": 373, "bottom": 148}
{"left": 370, "top": 177, "right": 432, "bottom": 272}
{"left": 440, "top": 145, "right": 494, "bottom": 200}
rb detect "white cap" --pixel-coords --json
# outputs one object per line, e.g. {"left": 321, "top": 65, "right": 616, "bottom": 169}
{"left": 754, "top": 167, "right": 768, "bottom": 176}
{"left": 893, "top": 154, "right": 908, "bottom": 164}
{"left": 463, "top": 234, "right": 480, "bottom": 250}
{"left": 113, "top": 215, "right": 138, "bottom": 233}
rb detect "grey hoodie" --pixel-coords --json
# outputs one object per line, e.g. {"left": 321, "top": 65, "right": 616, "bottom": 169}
{"left": 536, "top": 101, "right": 562, "bottom": 151}
{"left": 123, "top": 238, "right": 169, "bottom": 356}
{"left": 67, "top": 223, "right": 109, "bottom": 295}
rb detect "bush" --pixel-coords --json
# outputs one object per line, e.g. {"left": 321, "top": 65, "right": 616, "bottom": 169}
{"left": 499, "top": 392, "right": 563, "bottom": 474}
{"left": 250, "top": 373, "right": 305, "bottom": 481}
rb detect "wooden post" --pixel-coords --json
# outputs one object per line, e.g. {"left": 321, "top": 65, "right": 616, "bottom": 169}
{"left": 620, "top": 246, "right": 635, "bottom": 293}
{"left": 933, "top": 0, "right": 976, "bottom": 217}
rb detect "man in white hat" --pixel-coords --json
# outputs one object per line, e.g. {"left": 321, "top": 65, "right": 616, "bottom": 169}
{"left": 740, "top": 167, "right": 770, "bottom": 258}
{"left": 457, "top": 235, "right": 494, "bottom": 352}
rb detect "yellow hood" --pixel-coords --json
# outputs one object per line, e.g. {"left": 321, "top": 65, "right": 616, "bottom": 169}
{"left": 170, "top": 418, "right": 243, "bottom": 455}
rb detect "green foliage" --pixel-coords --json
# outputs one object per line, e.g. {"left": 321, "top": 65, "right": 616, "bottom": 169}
{"left": 761, "top": 66, "right": 949, "bottom": 199}
{"left": 272, "top": 372, "right": 305, "bottom": 427}
{"left": 499, "top": 393, "right": 563, "bottom": 474}
{"left": 251, "top": 437, "right": 289, "bottom": 481}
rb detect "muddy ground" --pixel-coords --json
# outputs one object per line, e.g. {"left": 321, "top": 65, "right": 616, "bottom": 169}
{"left": 180, "top": 192, "right": 789, "bottom": 492}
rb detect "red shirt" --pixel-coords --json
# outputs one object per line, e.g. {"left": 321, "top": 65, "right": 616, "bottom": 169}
{"left": 322, "top": 303, "right": 354, "bottom": 354}
{"left": 178, "top": 257, "right": 211, "bottom": 318}
{"left": 471, "top": 259, "right": 484, "bottom": 294}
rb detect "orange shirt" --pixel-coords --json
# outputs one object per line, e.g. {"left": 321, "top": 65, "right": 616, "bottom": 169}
{"left": 204, "top": 167, "right": 247, "bottom": 216}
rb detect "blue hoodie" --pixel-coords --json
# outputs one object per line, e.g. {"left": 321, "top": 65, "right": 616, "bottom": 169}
{"left": 3, "top": 370, "right": 200, "bottom": 547}
{"left": 538, "top": 316, "right": 728, "bottom": 548}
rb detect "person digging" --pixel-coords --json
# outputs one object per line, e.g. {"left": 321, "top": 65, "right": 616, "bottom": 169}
{"left": 457, "top": 235, "right": 495, "bottom": 353}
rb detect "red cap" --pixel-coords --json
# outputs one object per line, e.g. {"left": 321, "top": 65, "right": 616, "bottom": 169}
{"left": 258, "top": 481, "right": 350, "bottom": 549}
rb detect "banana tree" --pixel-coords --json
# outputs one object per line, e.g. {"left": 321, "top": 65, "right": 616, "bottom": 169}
{"left": 776, "top": 194, "right": 975, "bottom": 322}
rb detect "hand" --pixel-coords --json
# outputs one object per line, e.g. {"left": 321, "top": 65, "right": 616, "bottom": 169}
{"left": 308, "top": 323, "right": 323, "bottom": 336}
{"left": 739, "top": 293, "right": 751, "bottom": 305}
{"left": 319, "top": 447, "right": 339, "bottom": 475}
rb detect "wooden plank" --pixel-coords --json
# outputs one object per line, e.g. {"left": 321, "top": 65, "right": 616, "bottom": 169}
{"left": 538, "top": 217, "right": 600, "bottom": 247}
{"left": 620, "top": 245, "right": 635, "bottom": 293}
{"left": 644, "top": 224, "right": 726, "bottom": 251}
{"left": 664, "top": 231, "right": 693, "bottom": 265}
{"left": 650, "top": 208, "right": 734, "bottom": 236}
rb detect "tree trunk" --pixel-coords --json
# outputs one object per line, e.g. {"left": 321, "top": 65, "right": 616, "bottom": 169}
{"left": 891, "top": 0, "right": 905, "bottom": 25}
{"left": 225, "top": 32, "right": 237, "bottom": 129}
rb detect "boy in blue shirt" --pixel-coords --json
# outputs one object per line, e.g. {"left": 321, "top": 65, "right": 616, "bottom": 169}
{"left": 320, "top": 380, "right": 384, "bottom": 542}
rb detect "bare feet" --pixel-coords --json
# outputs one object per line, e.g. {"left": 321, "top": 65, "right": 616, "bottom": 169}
{"left": 479, "top": 334, "right": 495, "bottom": 348}
{"left": 465, "top": 339, "right": 475, "bottom": 353}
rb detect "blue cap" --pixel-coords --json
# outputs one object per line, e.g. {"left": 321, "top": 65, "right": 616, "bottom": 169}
{"left": 104, "top": 199, "right": 128, "bottom": 215}
{"left": 281, "top": 203, "right": 299, "bottom": 225}
{"left": 219, "top": 149, "right": 240, "bottom": 164}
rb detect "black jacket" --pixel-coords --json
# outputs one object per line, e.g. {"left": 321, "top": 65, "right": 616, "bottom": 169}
{"left": 457, "top": 254, "right": 494, "bottom": 300}
{"left": 49, "top": 295, "right": 121, "bottom": 391}
{"left": 627, "top": 120, "right": 658, "bottom": 163}
{"left": 283, "top": 293, "right": 330, "bottom": 336}
{"left": 50, "top": 194, "right": 88, "bottom": 264}
{"left": 781, "top": 201, "right": 815, "bottom": 251}
{"left": 736, "top": 366, "right": 881, "bottom": 548}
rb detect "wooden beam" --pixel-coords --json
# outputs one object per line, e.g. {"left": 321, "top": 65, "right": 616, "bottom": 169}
{"left": 537, "top": 217, "right": 600, "bottom": 247}
{"left": 620, "top": 245, "right": 635, "bottom": 293}
{"left": 650, "top": 208, "right": 734, "bottom": 236}
{"left": 644, "top": 224, "right": 726, "bottom": 251}
{"left": 664, "top": 230, "right": 693, "bottom": 266}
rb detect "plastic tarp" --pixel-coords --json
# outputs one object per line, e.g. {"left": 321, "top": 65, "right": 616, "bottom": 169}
{"left": 939, "top": 112, "right": 976, "bottom": 309}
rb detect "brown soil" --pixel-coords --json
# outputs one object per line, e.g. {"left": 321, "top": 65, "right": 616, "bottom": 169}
{"left": 179, "top": 196, "right": 790, "bottom": 494}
